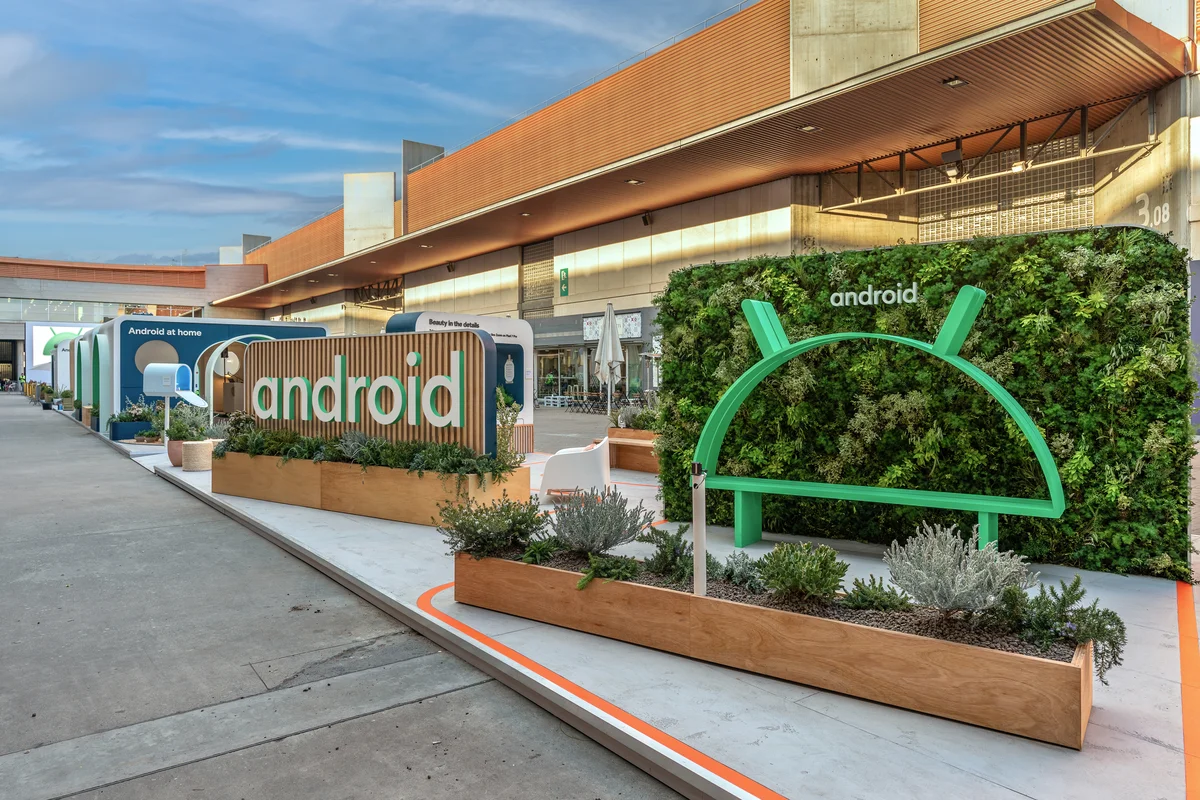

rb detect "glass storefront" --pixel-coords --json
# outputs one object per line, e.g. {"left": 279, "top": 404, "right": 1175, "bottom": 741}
{"left": 0, "top": 297, "right": 202, "bottom": 323}
{"left": 535, "top": 342, "right": 652, "bottom": 400}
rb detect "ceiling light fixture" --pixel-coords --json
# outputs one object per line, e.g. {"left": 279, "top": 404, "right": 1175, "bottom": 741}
{"left": 328, "top": 273, "right": 338, "bottom": 277}
{"left": 942, "top": 76, "right": 969, "bottom": 88}
{"left": 797, "top": 124, "right": 821, "bottom": 133}
{"left": 420, "top": 244, "right": 434, "bottom": 248}
{"left": 624, "top": 178, "right": 645, "bottom": 185}
{"left": 941, "top": 144, "right": 963, "bottom": 179}
{"left": 1010, "top": 161, "right": 1026, "bottom": 173}
{"left": 307, "top": 279, "right": 319, "bottom": 283}
{"left": 519, "top": 212, "right": 531, "bottom": 217}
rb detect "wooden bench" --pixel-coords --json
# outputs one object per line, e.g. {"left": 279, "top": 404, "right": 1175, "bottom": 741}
{"left": 595, "top": 428, "right": 659, "bottom": 474}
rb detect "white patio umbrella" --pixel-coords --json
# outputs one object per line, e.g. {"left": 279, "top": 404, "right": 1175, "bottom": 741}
{"left": 593, "top": 303, "right": 624, "bottom": 416}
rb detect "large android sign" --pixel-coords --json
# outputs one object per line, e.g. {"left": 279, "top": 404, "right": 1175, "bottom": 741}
{"left": 243, "top": 329, "right": 498, "bottom": 456}
{"left": 693, "top": 286, "right": 1066, "bottom": 549}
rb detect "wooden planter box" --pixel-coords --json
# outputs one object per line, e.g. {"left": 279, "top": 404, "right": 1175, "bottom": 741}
{"left": 212, "top": 452, "right": 323, "bottom": 509}
{"left": 212, "top": 453, "right": 530, "bottom": 523}
{"left": 454, "top": 555, "right": 1093, "bottom": 749}
{"left": 81, "top": 408, "right": 92, "bottom": 427}
{"left": 604, "top": 427, "right": 659, "bottom": 473}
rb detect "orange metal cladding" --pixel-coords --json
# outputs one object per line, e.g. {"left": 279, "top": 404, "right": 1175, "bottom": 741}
{"left": 257, "top": 208, "right": 345, "bottom": 283}
{"left": 243, "top": 331, "right": 489, "bottom": 453}
{"left": 919, "top": 0, "right": 1063, "bottom": 51}
{"left": 404, "top": 0, "right": 791, "bottom": 232}
{"left": 215, "top": 1, "right": 1184, "bottom": 310}
{"left": 0, "top": 257, "right": 206, "bottom": 288}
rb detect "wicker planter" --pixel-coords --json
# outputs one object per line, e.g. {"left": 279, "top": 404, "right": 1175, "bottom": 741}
{"left": 453, "top": 555, "right": 1094, "bottom": 749}
{"left": 211, "top": 454, "right": 530, "bottom": 523}
{"left": 182, "top": 440, "right": 214, "bottom": 471}
{"left": 605, "top": 427, "right": 659, "bottom": 473}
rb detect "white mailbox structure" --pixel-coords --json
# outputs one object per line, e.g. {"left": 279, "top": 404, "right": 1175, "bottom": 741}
{"left": 143, "top": 363, "right": 208, "bottom": 445}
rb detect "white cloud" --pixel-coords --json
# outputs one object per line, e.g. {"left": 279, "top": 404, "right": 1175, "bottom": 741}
{"left": 158, "top": 126, "right": 405, "bottom": 154}
{"left": 0, "top": 171, "right": 339, "bottom": 218}
{"left": 0, "top": 32, "right": 40, "bottom": 79}
{"left": 268, "top": 170, "right": 352, "bottom": 185}
{"left": 368, "top": 0, "right": 654, "bottom": 49}
{"left": 0, "top": 137, "right": 69, "bottom": 169}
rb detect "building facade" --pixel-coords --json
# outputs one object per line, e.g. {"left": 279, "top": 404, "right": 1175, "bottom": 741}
{"left": 7, "top": 0, "right": 1193, "bottom": 400}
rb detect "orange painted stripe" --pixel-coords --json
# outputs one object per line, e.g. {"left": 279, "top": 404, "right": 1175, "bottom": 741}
{"left": 611, "top": 480, "right": 660, "bottom": 488}
{"left": 1178, "top": 581, "right": 1200, "bottom": 799}
{"left": 417, "top": 582, "right": 787, "bottom": 800}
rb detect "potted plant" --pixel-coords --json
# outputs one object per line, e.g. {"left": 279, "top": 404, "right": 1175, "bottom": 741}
{"left": 60, "top": 390, "right": 73, "bottom": 413}
{"left": 448, "top": 499, "right": 1124, "bottom": 750}
{"left": 40, "top": 385, "right": 55, "bottom": 410}
{"left": 88, "top": 405, "right": 100, "bottom": 431}
{"left": 107, "top": 397, "right": 155, "bottom": 441}
{"left": 72, "top": 398, "right": 83, "bottom": 421}
{"left": 164, "top": 403, "right": 210, "bottom": 467}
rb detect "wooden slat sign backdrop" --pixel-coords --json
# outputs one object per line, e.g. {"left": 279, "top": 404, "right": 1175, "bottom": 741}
{"left": 243, "top": 330, "right": 496, "bottom": 455}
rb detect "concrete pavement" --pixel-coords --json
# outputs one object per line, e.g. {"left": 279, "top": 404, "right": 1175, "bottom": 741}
{"left": 0, "top": 395, "right": 680, "bottom": 799}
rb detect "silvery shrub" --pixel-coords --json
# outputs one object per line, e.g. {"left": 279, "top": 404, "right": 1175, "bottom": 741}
{"left": 884, "top": 522, "right": 1037, "bottom": 615}
{"left": 552, "top": 488, "right": 654, "bottom": 556}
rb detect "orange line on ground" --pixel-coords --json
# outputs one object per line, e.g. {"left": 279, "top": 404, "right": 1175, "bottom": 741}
{"left": 1178, "top": 581, "right": 1200, "bottom": 799}
{"left": 417, "top": 582, "right": 787, "bottom": 800}
{"left": 611, "top": 480, "right": 659, "bottom": 488}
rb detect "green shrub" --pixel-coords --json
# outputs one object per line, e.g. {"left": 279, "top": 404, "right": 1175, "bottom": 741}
{"left": 993, "top": 576, "right": 1126, "bottom": 683}
{"left": 655, "top": 228, "right": 1194, "bottom": 579}
{"left": 552, "top": 488, "right": 654, "bottom": 556}
{"left": 576, "top": 554, "right": 641, "bottom": 590}
{"left": 439, "top": 494, "right": 548, "bottom": 559}
{"left": 884, "top": 522, "right": 1037, "bottom": 615}
{"left": 60, "top": 390, "right": 73, "bottom": 400}
{"left": 841, "top": 575, "right": 912, "bottom": 611}
{"left": 759, "top": 542, "right": 848, "bottom": 601}
{"left": 72, "top": 400, "right": 82, "bottom": 410}
{"left": 721, "top": 551, "right": 767, "bottom": 593}
{"left": 521, "top": 537, "right": 561, "bottom": 565}
{"left": 224, "top": 410, "right": 256, "bottom": 438}
{"left": 495, "top": 388, "right": 525, "bottom": 474}
{"left": 638, "top": 524, "right": 721, "bottom": 583}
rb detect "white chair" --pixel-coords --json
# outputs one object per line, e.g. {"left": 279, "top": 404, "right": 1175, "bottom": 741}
{"left": 540, "top": 437, "right": 610, "bottom": 498}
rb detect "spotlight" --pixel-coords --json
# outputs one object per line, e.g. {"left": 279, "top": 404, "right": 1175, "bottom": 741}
{"left": 641, "top": 212, "right": 653, "bottom": 226}
{"left": 447, "top": 262, "right": 456, "bottom": 273}
{"left": 797, "top": 124, "right": 822, "bottom": 133}
{"left": 420, "top": 244, "right": 434, "bottom": 249}
{"left": 942, "top": 147, "right": 963, "bottom": 179}
{"left": 942, "top": 76, "right": 969, "bottom": 88}
{"left": 1011, "top": 161, "right": 1026, "bottom": 173}
{"left": 624, "top": 178, "right": 645, "bottom": 185}
{"left": 519, "top": 212, "right": 532, "bottom": 217}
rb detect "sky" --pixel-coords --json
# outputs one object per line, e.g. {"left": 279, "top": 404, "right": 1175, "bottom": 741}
{"left": 0, "top": 0, "right": 741, "bottom": 265}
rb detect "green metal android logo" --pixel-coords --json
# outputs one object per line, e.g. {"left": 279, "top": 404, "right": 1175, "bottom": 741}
{"left": 693, "top": 286, "right": 1066, "bottom": 549}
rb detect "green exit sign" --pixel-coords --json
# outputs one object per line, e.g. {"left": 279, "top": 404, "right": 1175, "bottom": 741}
{"left": 559, "top": 268, "right": 569, "bottom": 297}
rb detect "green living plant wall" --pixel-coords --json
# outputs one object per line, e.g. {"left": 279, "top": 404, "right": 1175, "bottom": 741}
{"left": 656, "top": 228, "right": 1195, "bottom": 580}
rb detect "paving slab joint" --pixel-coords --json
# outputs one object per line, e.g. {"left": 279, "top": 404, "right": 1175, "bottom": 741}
{"left": 151, "top": 466, "right": 753, "bottom": 800}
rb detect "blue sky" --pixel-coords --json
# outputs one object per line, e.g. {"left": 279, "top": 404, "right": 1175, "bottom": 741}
{"left": 0, "top": 0, "right": 739, "bottom": 265}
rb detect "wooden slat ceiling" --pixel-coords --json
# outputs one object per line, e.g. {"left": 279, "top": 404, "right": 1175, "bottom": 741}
{"left": 217, "top": 2, "right": 1184, "bottom": 309}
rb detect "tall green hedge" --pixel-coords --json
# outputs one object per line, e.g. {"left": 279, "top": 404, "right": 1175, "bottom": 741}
{"left": 656, "top": 228, "right": 1194, "bottom": 580}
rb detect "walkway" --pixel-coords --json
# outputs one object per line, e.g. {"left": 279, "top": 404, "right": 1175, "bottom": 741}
{"left": 0, "top": 395, "right": 680, "bottom": 799}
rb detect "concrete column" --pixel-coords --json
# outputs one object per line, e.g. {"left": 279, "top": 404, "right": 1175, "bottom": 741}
{"left": 344, "top": 173, "right": 396, "bottom": 255}
{"left": 790, "top": 0, "right": 918, "bottom": 98}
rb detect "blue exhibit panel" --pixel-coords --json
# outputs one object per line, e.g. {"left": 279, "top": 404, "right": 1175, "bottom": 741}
{"left": 117, "top": 320, "right": 323, "bottom": 408}
{"left": 496, "top": 344, "right": 524, "bottom": 407}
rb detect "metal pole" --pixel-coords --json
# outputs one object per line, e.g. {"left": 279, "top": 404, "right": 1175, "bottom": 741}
{"left": 692, "top": 461, "right": 707, "bottom": 597}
